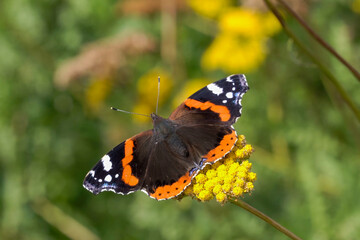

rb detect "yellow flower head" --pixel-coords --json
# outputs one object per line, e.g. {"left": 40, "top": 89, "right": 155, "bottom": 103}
{"left": 201, "top": 33, "right": 266, "bottom": 73}
{"left": 201, "top": 7, "right": 281, "bottom": 73}
{"left": 219, "top": 8, "right": 281, "bottom": 38}
{"left": 219, "top": 8, "right": 263, "bottom": 38}
{"left": 187, "top": 0, "right": 231, "bottom": 19}
{"left": 181, "top": 135, "right": 255, "bottom": 204}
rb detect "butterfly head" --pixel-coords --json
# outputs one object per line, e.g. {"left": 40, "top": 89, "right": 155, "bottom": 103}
{"left": 151, "top": 113, "right": 176, "bottom": 140}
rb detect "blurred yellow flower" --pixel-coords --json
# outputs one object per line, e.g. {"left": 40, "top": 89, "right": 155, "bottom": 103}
{"left": 201, "top": 33, "right": 266, "bottom": 73}
{"left": 219, "top": 8, "right": 281, "bottom": 38}
{"left": 352, "top": 0, "right": 360, "bottom": 13}
{"left": 262, "top": 12, "right": 282, "bottom": 36}
{"left": 172, "top": 78, "right": 211, "bottom": 108}
{"left": 198, "top": 6, "right": 281, "bottom": 73}
{"left": 186, "top": 0, "right": 231, "bottom": 18}
{"left": 219, "top": 8, "right": 263, "bottom": 37}
{"left": 85, "top": 77, "right": 113, "bottom": 112}
{"left": 183, "top": 135, "right": 255, "bottom": 204}
{"left": 133, "top": 68, "right": 173, "bottom": 122}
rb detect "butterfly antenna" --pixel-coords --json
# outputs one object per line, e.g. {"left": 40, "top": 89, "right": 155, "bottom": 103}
{"left": 110, "top": 107, "right": 150, "bottom": 118}
{"left": 156, "top": 76, "right": 160, "bottom": 115}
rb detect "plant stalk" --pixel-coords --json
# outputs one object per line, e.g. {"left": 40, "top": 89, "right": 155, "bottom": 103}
{"left": 263, "top": 0, "right": 360, "bottom": 122}
{"left": 277, "top": 0, "right": 360, "bottom": 82}
{"left": 229, "top": 199, "right": 302, "bottom": 240}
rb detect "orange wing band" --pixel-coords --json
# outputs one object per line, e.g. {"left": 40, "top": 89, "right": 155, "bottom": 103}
{"left": 121, "top": 139, "right": 139, "bottom": 186}
{"left": 204, "top": 130, "right": 237, "bottom": 163}
{"left": 184, "top": 99, "right": 231, "bottom": 122}
{"left": 149, "top": 174, "right": 192, "bottom": 200}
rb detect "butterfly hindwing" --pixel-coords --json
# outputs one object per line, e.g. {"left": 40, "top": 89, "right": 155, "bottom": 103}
{"left": 141, "top": 135, "right": 197, "bottom": 200}
{"left": 175, "top": 125, "right": 238, "bottom": 165}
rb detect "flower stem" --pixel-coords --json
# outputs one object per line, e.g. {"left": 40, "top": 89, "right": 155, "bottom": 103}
{"left": 263, "top": 0, "right": 360, "bottom": 122}
{"left": 229, "top": 199, "right": 302, "bottom": 240}
{"left": 276, "top": 0, "right": 360, "bottom": 83}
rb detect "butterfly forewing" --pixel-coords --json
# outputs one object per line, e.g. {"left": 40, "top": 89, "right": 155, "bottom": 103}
{"left": 83, "top": 130, "right": 153, "bottom": 195}
{"left": 169, "top": 74, "right": 249, "bottom": 125}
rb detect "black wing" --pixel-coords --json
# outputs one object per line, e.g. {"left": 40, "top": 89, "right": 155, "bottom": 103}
{"left": 169, "top": 74, "right": 249, "bottom": 125}
{"left": 83, "top": 130, "right": 153, "bottom": 195}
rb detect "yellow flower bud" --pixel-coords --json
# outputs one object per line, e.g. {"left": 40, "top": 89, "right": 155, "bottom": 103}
{"left": 198, "top": 190, "right": 214, "bottom": 201}
{"left": 215, "top": 192, "right": 227, "bottom": 203}
{"left": 195, "top": 173, "right": 207, "bottom": 184}
{"left": 232, "top": 186, "right": 244, "bottom": 196}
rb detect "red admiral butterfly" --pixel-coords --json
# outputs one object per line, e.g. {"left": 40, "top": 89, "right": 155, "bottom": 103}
{"left": 83, "top": 74, "right": 249, "bottom": 200}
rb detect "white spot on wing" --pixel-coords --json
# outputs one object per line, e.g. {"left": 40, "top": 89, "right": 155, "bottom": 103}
{"left": 222, "top": 100, "right": 227, "bottom": 103}
{"left": 207, "top": 83, "right": 223, "bottom": 95}
{"left": 102, "top": 155, "right": 112, "bottom": 171}
{"left": 238, "top": 92, "right": 245, "bottom": 115}
{"left": 105, "top": 175, "right": 112, "bottom": 182}
{"left": 226, "top": 92, "right": 233, "bottom": 98}
{"left": 238, "top": 93, "right": 245, "bottom": 105}
{"left": 226, "top": 75, "right": 234, "bottom": 82}
{"left": 98, "top": 179, "right": 103, "bottom": 182}
{"left": 115, "top": 174, "right": 119, "bottom": 178}
{"left": 88, "top": 170, "right": 95, "bottom": 177}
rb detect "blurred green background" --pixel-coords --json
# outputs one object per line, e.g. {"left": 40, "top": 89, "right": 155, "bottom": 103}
{"left": 1, "top": 0, "right": 360, "bottom": 239}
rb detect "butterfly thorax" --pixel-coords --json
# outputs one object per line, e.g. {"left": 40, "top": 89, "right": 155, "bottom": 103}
{"left": 151, "top": 113, "right": 177, "bottom": 141}
{"left": 151, "top": 113, "right": 189, "bottom": 158}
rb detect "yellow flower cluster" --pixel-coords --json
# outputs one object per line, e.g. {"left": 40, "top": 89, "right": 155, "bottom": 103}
{"left": 219, "top": 9, "right": 281, "bottom": 37}
{"left": 186, "top": 0, "right": 231, "bottom": 19}
{"left": 201, "top": 7, "right": 281, "bottom": 73}
{"left": 187, "top": 0, "right": 281, "bottom": 73}
{"left": 133, "top": 68, "right": 173, "bottom": 122}
{"left": 201, "top": 33, "right": 266, "bottom": 74}
{"left": 183, "top": 135, "right": 255, "bottom": 204}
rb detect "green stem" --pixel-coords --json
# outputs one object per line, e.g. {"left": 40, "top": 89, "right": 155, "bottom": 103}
{"left": 263, "top": 0, "right": 360, "bottom": 122}
{"left": 277, "top": 0, "right": 360, "bottom": 82}
{"left": 229, "top": 199, "right": 302, "bottom": 240}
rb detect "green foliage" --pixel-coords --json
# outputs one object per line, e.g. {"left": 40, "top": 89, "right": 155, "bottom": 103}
{"left": 0, "top": 0, "right": 359, "bottom": 239}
